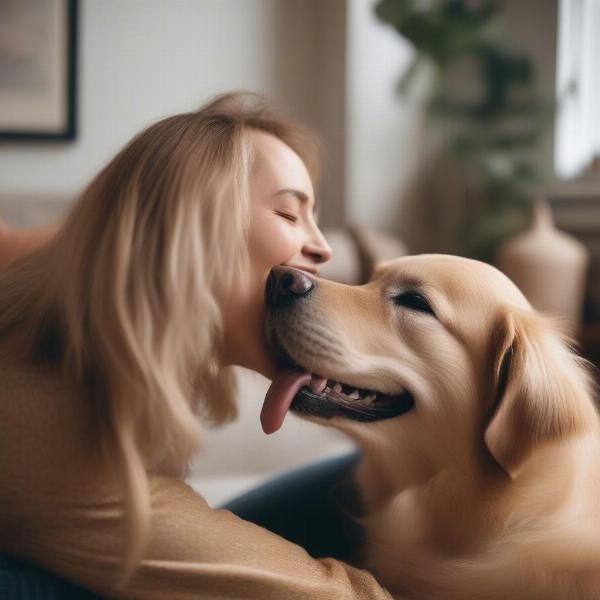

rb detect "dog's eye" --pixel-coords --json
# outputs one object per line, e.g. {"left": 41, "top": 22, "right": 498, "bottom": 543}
{"left": 393, "top": 291, "right": 435, "bottom": 316}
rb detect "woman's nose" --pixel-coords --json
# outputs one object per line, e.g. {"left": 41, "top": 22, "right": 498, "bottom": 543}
{"left": 303, "top": 233, "right": 332, "bottom": 265}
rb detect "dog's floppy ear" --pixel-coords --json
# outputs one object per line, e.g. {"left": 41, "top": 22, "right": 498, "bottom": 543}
{"left": 484, "top": 309, "right": 593, "bottom": 477}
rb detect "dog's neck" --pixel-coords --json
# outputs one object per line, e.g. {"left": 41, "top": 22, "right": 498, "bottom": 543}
{"left": 356, "top": 451, "right": 505, "bottom": 558}
{"left": 356, "top": 430, "right": 600, "bottom": 560}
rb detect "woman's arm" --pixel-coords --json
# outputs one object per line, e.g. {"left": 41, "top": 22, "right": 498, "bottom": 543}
{"left": 0, "top": 220, "right": 60, "bottom": 270}
{"left": 9, "top": 475, "right": 393, "bottom": 600}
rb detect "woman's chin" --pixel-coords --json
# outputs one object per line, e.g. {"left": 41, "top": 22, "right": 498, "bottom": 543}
{"left": 251, "top": 348, "right": 280, "bottom": 381}
{"left": 223, "top": 341, "right": 279, "bottom": 381}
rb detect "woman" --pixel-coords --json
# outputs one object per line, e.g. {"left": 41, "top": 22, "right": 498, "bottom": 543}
{"left": 0, "top": 93, "right": 392, "bottom": 599}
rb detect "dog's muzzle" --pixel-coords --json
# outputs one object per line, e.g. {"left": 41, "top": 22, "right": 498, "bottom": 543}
{"left": 262, "top": 267, "right": 415, "bottom": 433}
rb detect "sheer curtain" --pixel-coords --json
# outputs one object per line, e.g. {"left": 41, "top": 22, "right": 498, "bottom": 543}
{"left": 555, "top": 0, "right": 600, "bottom": 178}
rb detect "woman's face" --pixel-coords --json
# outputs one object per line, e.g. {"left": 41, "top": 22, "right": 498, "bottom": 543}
{"left": 221, "top": 130, "right": 332, "bottom": 379}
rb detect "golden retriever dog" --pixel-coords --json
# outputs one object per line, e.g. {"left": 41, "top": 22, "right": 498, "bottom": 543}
{"left": 262, "top": 254, "right": 600, "bottom": 600}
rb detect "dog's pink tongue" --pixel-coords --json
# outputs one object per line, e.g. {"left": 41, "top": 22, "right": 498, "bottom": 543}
{"left": 261, "top": 370, "right": 312, "bottom": 434}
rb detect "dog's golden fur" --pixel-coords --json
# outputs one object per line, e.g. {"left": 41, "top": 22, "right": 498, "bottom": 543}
{"left": 272, "top": 254, "right": 600, "bottom": 599}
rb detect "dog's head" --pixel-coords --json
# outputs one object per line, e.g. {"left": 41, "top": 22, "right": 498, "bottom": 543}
{"left": 263, "top": 254, "right": 596, "bottom": 480}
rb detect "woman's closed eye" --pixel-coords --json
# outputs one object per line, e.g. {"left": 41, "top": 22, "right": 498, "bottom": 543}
{"left": 276, "top": 211, "right": 299, "bottom": 223}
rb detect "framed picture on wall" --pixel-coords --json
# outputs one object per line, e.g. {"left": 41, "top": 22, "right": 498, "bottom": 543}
{"left": 0, "top": 0, "right": 78, "bottom": 141}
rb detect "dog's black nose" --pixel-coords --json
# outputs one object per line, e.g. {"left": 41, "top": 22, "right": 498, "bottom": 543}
{"left": 266, "top": 266, "right": 314, "bottom": 308}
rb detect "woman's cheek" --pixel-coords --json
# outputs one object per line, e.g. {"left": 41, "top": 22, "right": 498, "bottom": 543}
{"left": 250, "top": 215, "right": 298, "bottom": 270}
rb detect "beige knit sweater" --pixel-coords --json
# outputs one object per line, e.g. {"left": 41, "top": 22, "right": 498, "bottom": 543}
{"left": 0, "top": 334, "right": 392, "bottom": 600}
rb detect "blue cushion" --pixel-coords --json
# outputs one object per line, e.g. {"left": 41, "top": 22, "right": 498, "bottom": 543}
{"left": 222, "top": 451, "right": 364, "bottom": 563}
{"left": 0, "top": 555, "right": 103, "bottom": 599}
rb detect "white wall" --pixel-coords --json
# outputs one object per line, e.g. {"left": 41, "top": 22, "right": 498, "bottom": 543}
{"left": 0, "top": 0, "right": 348, "bottom": 223}
{"left": 0, "top": 1, "right": 263, "bottom": 195}
{"left": 345, "top": 0, "right": 428, "bottom": 233}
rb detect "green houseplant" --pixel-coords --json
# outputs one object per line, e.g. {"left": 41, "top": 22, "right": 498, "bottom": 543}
{"left": 375, "top": 0, "right": 552, "bottom": 259}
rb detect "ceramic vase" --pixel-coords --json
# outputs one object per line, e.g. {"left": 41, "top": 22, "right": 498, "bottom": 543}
{"left": 496, "top": 201, "right": 589, "bottom": 337}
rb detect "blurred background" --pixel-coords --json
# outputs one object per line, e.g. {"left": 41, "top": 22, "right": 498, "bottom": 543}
{"left": 1, "top": 0, "right": 599, "bottom": 505}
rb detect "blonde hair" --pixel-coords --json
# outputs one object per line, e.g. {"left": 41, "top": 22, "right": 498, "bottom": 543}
{"left": 0, "top": 91, "right": 322, "bottom": 585}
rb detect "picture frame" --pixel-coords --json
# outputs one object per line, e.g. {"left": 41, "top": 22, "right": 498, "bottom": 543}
{"left": 0, "top": 0, "right": 78, "bottom": 141}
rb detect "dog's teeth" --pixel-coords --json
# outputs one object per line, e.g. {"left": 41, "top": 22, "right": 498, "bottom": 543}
{"left": 324, "top": 386, "right": 331, "bottom": 393}
{"left": 310, "top": 376, "right": 327, "bottom": 394}
{"left": 333, "top": 382, "right": 342, "bottom": 393}
{"left": 364, "top": 393, "right": 377, "bottom": 403}
{"left": 348, "top": 389, "right": 360, "bottom": 399}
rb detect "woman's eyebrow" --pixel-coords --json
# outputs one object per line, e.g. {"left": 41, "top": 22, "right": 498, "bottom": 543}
{"left": 273, "top": 188, "right": 318, "bottom": 213}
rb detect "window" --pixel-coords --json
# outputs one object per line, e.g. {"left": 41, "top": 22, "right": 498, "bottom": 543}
{"left": 555, "top": 0, "right": 600, "bottom": 178}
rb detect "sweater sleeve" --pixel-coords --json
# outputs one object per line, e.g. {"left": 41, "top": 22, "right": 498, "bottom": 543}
{"left": 14, "top": 474, "right": 393, "bottom": 600}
